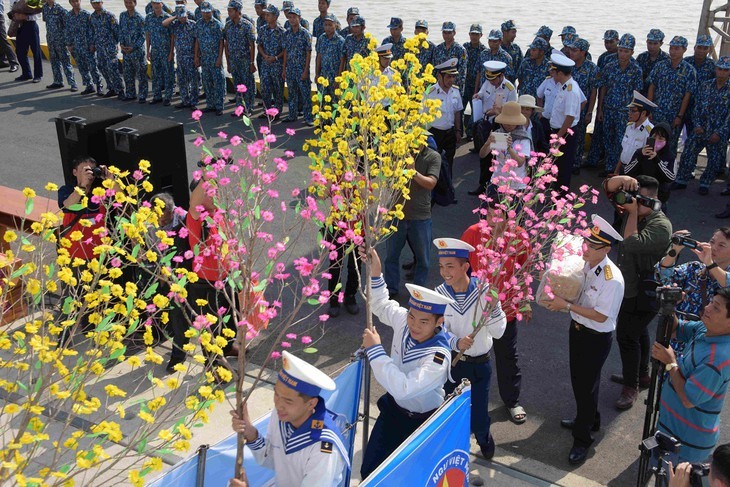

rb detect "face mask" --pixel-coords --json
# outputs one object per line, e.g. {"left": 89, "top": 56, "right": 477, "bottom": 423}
{"left": 654, "top": 140, "right": 666, "bottom": 151}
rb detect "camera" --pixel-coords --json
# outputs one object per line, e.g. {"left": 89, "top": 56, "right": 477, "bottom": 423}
{"left": 656, "top": 286, "right": 683, "bottom": 315}
{"left": 688, "top": 463, "right": 710, "bottom": 487}
{"left": 610, "top": 191, "right": 662, "bottom": 212}
{"left": 90, "top": 166, "right": 104, "bottom": 179}
{"left": 671, "top": 234, "right": 700, "bottom": 250}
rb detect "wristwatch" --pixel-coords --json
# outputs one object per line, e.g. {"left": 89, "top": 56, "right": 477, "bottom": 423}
{"left": 707, "top": 262, "right": 719, "bottom": 271}
{"left": 665, "top": 362, "right": 678, "bottom": 372}
{"left": 565, "top": 303, "right": 572, "bottom": 313}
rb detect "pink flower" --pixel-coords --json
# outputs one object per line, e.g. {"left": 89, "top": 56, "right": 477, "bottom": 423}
{"left": 286, "top": 333, "right": 297, "bottom": 339}
{"left": 192, "top": 110, "right": 202, "bottom": 121}
{"left": 230, "top": 135, "right": 242, "bottom": 146}
{"left": 281, "top": 341, "right": 291, "bottom": 348}
{"left": 234, "top": 105, "right": 245, "bottom": 117}
{"left": 194, "top": 137, "right": 205, "bottom": 147}
{"left": 218, "top": 131, "right": 228, "bottom": 140}
{"left": 265, "top": 107, "right": 279, "bottom": 117}
{"left": 301, "top": 336, "right": 312, "bottom": 344}
{"left": 286, "top": 128, "right": 296, "bottom": 136}
{"left": 237, "top": 84, "right": 248, "bottom": 93}
{"left": 319, "top": 314, "right": 329, "bottom": 322}
{"left": 270, "top": 351, "right": 281, "bottom": 359}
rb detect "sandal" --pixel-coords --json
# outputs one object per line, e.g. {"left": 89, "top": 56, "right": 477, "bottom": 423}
{"left": 508, "top": 405, "right": 527, "bottom": 424}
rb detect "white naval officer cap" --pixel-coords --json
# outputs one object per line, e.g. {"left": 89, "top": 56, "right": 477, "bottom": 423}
{"left": 586, "top": 214, "right": 623, "bottom": 246}
{"left": 627, "top": 90, "right": 658, "bottom": 111}
{"left": 406, "top": 283, "right": 455, "bottom": 315}
{"left": 483, "top": 60, "right": 507, "bottom": 79}
{"left": 434, "top": 58, "right": 459, "bottom": 75}
{"left": 550, "top": 51, "right": 575, "bottom": 72}
{"left": 277, "top": 350, "right": 336, "bottom": 397}
{"left": 433, "top": 237, "right": 475, "bottom": 259}
{"left": 376, "top": 43, "right": 393, "bottom": 58}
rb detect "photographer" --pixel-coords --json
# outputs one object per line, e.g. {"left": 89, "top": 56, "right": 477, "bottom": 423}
{"left": 604, "top": 174, "right": 672, "bottom": 410}
{"left": 656, "top": 228, "right": 730, "bottom": 317}
{"left": 621, "top": 122, "right": 677, "bottom": 206}
{"left": 652, "top": 288, "right": 730, "bottom": 463}
{"left": 669, "top": 443, "right": 730, "bottom": 487}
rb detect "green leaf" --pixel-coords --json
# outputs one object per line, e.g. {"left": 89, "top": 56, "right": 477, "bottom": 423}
{"left": 131, "top": 244, "right": 141, "bottom": 259}
{"left": 110, "top": 346, "right": 126, "bottom": 360}
{"left": 333, "top": 282, "right": 342, "bottom": 293}
{"left": 302, "top": 347, "right": 318, "bottom": 354}
{"left": 307, "top": 298, "right": 319, "bottom": 306}
{"left": 126, "top": 294, "right": 134, "bottom": 315}
{"left": 253, "top": 280, "right": 267, "bottom": 293}
{"left": 254, "top": 205, "right": 261, "bottom": 220}
{"left": 10, "top": 264, "right": 29, "bottom": 280}
{"left": 143, "top": 282, "right": 159, "bottom": 299}
{"left": 242, "top": 115, "right": 252, "bottom": 127}
{"left": 66, "top": 203, "right": 85, "bottom": 211}
{"left": 32, "top": 376, "right": 42, "bottom": 394}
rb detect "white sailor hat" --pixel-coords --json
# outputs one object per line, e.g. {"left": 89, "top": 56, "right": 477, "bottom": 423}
{"left": 434, "top": 58, "right": 459, "bottom": 74}
{"left": 627, "top": 90, "right": 658, "bottom": 111}
{"left": 376, "top": 43, "right": 393, "bottom": 58}
{"left": 550, "top": 51, "right": 575, "bottom": 72}
{"left": 406, "top": 283, "right": 455, "bottom": 315}
{"left": 277, "top": 351, "right": 336, "bottom": 397}
{"left": 433, "top": 238, "right": 475, "bottom": 259}
{"left": 586, "top": 214, "right": 623, "bottom": 246}
{"left": 483, "top": 60, "right": 507, "bottom": 79}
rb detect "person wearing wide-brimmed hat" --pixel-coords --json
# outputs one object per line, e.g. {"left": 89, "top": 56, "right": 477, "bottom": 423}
{"left": 518, "top": 94, "right": 548, "bottom": 154}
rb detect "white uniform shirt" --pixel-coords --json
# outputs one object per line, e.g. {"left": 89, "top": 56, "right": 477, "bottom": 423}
{"left": 570, "top": 255, "right": 625, "bottom": 333}
{"left": 475, "top": 78, "right": 517, "bottom": 120}
{"left": 248, "top": 409, "right": 347, "bottom": 487}
{"left": 490, "top": 128, "right": 532, "bottom": 189}
{"left": 619, "top": 118, "right": 653, "bottom": 165}
{"left": 536, "top": 77, "right": 561, "bottom": 120}
{"left": 436, "top": 278, "right": 507, "bottom": 357}
{"left": 550, "top": 77, "right": 584, "bottom": 129}
{"left": 365, "top": 275, "right": 451, "bottom": 413}
{"left": 426, "top": 83, "right": 464, "bottom": 130}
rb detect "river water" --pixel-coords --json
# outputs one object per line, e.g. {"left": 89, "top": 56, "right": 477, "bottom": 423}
{"left": 35, "top": 0, "right": 704, "bottom": 56}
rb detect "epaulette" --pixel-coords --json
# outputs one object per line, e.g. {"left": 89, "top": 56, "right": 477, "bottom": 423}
{"left": 604, "top": 265, "right": 613, "bottom": 281}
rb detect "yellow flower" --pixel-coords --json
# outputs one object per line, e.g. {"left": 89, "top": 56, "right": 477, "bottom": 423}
{"left": 129, "top": 470, "right": 144, "bottom": 487}
{"left": 22, "top": 188, "right": 36, "bottom": 199}
{"left": 138, "top": 411, "right": 155, "bottom": 424}
{"left": 3, "top": 230, "right": 17, "bottom": 243}
{"left": 104, "top": 384, "right": 127, "bottom": 398}
{"left": 45, "top": 182, "right": 59, "bottom": 191}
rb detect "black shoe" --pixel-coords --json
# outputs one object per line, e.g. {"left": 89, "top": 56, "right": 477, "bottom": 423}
{"left": 328, "top": 304, "right": 340, "bottom": 318}
{"left": 176, "top": 102, "right": 190, "bottom": 109}
{"left": 163, "top": 99, "right": 171, "bottom": 106}
{"left": 149, "top": 98, "right": 162, "bottom": 104}
{"left": 477, "top": 436, "right": 495, "bottom": 460}
{"left": 166, "top": 357, "right": 185, "bottom": 374}
{"left": 468, "top": 188, "right": 484, "bottom": 196}
{"left": 721, "top": 188, "right": 730, "bottom": 196}
{"left": 345, "top": 301, "right": 360, "bottom": 315}
{"left": 9, "top": 65, "right": 18, "bottom": 73}
{"left": 80, "top": 86, "right": 95, "bottom": 95}
{"left": 716, "top": 209, "right": 730, "bottom": 219}
{"left": 46, "top": 82, "right": 63, "bottom": 89}
{"left": 70, "top": 85, "right": 79, "bottom": 92}
{"left": 560, "top": 418, "right": 600, "bottom": 432}
{"left": 14, "top": 75, "right": 31, "bottom": 81}
{"left": 568, "top": 445, "right": 589, "bottom": 466}
{"left": 32, "top": 78, "right": 41, "bottom": 83}
{"left": 610, "top": 373, "right": 650, "bottom": 389}
{"left": 103, "top": 90, "right": 117, "bottom": 98}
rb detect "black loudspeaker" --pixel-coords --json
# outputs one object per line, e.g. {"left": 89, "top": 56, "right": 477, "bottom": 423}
{"left": 105, "top": 115, "right": 190, "bottom": 209}
{"left": 55, "top": 105, "right": 133, "bottom": 186}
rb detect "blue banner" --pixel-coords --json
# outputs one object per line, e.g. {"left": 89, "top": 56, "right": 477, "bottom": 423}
{"left": 149, "top": 358, "right": 363, "bottom": 487}
{"left": 360, "top": 386, "right": 472, "bottom": 487}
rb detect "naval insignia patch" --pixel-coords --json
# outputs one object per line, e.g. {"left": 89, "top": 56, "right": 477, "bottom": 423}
{"left": 433, "top": 352, "right": 445, "bottom": 365}
{"left": 321, "top": 441, "right": 333, "bottom": 453}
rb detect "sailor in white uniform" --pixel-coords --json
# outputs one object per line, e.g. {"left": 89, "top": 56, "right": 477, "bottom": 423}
{"left": 359, "top": 248, "right": 454, "bottom": 480}
{"left": 542, "top": 214, "right": 625, "bottom": 466}
{"left": 617, "top": 90, "right": 656, "bottom": 174}
{"left": 229, "top": 351, "right": 349, "bottom": 487}
{"left": 433, "top": 237, "right": 506, "bottom": 459}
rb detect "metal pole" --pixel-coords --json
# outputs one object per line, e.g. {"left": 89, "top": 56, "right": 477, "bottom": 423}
{"left": 195, "top": 444, "right": 209, "bottom": 487}
{"left": 361, "top": 358, "right": 371, "bottom": 451}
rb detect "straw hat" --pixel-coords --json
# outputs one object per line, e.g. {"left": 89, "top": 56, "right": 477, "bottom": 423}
{"left": 517, "top": 94, "right": 543, "bottom": 112}
{"left": 494, "top": 101, "right": 527, "bottom": 126}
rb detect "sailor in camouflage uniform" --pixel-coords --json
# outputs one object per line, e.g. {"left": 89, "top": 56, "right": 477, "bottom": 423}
{"left": 314, "top": 13, "right": 342, "bottom": 99}
{"left": 433, "top": 21, "right": 467, "bottom": 92}
{"left": 500, "top": 20, "right": 522, "bottom": 77}
{"left": 66, "top": 0, "right": 100, "bottom": 94}
{"left": 144, "top": 0, "right": 171, "bottom": 15}
{"left": 339, "top": 6, "right": 357, "bottom": 38}
{"left": 194, "top": 1, "right": 225, "bottom": 114}
{"left": 647, "top": 35, "right": 697, "bottom": 155}
{"left": 597, "top": 33, "right": 643, "bottom": 174}
{"left": 682, "top": 34, "right": 716, "bottom": 136}
{"left": 586, "top": 29, "right": 619, "bottom": 168}
{"left": 119, "top": 0, "right": 147, "bottom": 102}
{"left": 636, "top": 29, "right": 669, "bottom": 94}
{"left": 169, "top": 5, "right": 198, "bottom": 108}
{"left": 413, "top": 19, "right": 434, "bottom": 69}
{"left": 311, "top": 0, "right": 330, "bottom": 40}
{"left": 568, "top": 38, "right": 598, "bottom": 170}
{"left": 340, "top": 15, "right": 368, "bottom": 73}
{"left": 675, "top": 58, "right": 730, "bottom": 194}
{"left": 43, "top": 0, "right": 76, "bottom": 90}
{"left": 192, "top": 0, "right": 219, "bottom": 21}
{"left": 597, "top": 29, "right": 618, "bottom": 69}
{"left": 462, "top": 24, "right": 485, "bottom": 138}
{"left": 281, "top": 1, "right": 308, "bottom": 32}
{"left": 282, "top": 7, "right": 312, "bottom": 124}
{"left": 224, "top": 0, "right": 256, "bottom": 113}
{"left": 90, "top": 0, "right": 124, "bottom": 97}
{"left": 145, "top": 0, "right": 174, "bottom": 104}
{"left": 475, "top": 29, "right": 513, "bottom": 90}
{"left": 257, "top": 4, "right": 286, "bottom": 115}
{"left": 516, "top": 36, "right": 549, "bottom": 98}
{"left": 381, "top": 17, "right": 406, "bottom": 61}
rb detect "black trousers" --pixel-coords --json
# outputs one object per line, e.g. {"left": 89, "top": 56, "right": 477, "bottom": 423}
{"left": 569, "top": 321, "right": 612, "bottom": 448}
{"left": 15, "top": 20, "right": 42, "bottom": 79}
{"left": 430, "top": 127, "right": 457, "bottom": 179}
{"left": 493, "top": 319, "right": 522, "bottom": 408}
{"left": 327, "top": 232, "right": 360, "bottom": 305}
{"left": 616, "top": 296, "right": 655, "bottom": 389}
{"left": 360, "top": 394, "right": 434, "bottom": 479}
{"left": 445, "top": 356, "right": 492, "bottom": 445}
{"left": 551, "top": 127, "right": 578, "bottom": 194}
{"left": 473, "top": 119, "right": 494, "bottom": 189}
